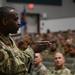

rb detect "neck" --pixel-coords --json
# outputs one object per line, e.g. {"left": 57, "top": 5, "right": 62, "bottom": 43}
{"left": 34, "top": 63, "right": 41, "bottom": 68}
{"left": 56, "top": 65, "right": 64, "bottom": 70}
{"left": 0, "top": 31, "right": 9, "bottom": 37}
{"left": 34, "top": 64, "right": 39, "bottom": 67}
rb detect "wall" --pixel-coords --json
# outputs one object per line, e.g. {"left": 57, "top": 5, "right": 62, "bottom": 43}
{"left": 0, "top": 0, "right": 3, "bottom": 7}
{"left": 2, "top": 0, "right": 75, "bottom": 19}
{"left": 40, "top": 17, "right": 75, "bottom": 33}
{"left": 1, "top": 0, "right": 75, "bottom": 34}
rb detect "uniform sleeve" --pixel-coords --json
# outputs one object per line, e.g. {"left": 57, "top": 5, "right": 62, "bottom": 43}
{"left": 0, "top": 39, "right": 35, "bottom": 74}
{"left": 64, "top": 70, "right": 73, "bottom": 75}
{"left": 23, "top": 46, "right": 35, "bottom": 61}
{"left": 20, "top": 46, "right": 35, "bottom": 72}
{"left": 63, "top": 68, "right": 73, "bottom": 75}
{"left": 0, "top": 49, "right": 9, "bottom": 66}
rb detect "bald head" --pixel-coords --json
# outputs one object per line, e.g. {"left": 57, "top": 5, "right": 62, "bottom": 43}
{"left": 0, "top": 6, "right": 14, "bottom": 12}
{"left": 0, "top": 6, "right": 15, "bottom": 20}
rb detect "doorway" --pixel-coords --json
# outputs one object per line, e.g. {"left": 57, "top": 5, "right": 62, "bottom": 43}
{"left": 26, "top": 13, "right": 40, "bottom": 34}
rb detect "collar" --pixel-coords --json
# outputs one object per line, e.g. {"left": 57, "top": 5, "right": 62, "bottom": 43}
{"left": 0, "top": 32, "right": 13, "bottom": 46}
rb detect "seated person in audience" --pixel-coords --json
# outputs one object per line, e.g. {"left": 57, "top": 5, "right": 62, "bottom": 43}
{"left": 30, "top": 53, "right": 49, "bottom": 75}
{"left": 15, "top": 38, "right": 27, "bottom": 50}
{"left": 64, "top": 39, "right": 75, "bottom": 57}
{"left": 15, "top": 37, "right": 33, "bottom": 51}
{"left": 69, "top": 45, "right": 75, "bottom": 57}
{"left": 48, "top": 52, "right": 72, "bottom": 75}
{"left": 49, "top": 42, "right": 59, "bottom": 55}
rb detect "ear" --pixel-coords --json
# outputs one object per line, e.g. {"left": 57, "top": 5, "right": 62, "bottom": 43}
{"left": 2, "top": 18, "right": 8, "bottom": 25}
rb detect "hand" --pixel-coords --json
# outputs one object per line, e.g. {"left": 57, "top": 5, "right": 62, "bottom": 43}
{"left": 31, "top": 41, "right": 51, "bottom": 53}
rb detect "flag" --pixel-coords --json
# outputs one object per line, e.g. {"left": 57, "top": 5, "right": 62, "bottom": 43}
{"left": 20, "top": 7, "right": 27, "bottom": 34}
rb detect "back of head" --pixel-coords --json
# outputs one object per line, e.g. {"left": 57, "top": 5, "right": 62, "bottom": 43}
{"left": 0, "top": 6, "right": 14, "bottom": 20}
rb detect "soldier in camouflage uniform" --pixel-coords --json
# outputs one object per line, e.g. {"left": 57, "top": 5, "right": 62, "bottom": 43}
{"left": 0, "top": 6, "right": 49, "bottom": 75}
{"left": 30, "top": 53, "right": 49, "bottom": 75}
{"left": 48, "top": 52, "right": 72, "bottom": 75}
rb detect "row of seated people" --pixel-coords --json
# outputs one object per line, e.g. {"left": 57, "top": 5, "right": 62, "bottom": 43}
{"left": 15, "top": 29, "right": 75, "bottom": 58}
{"left": 14, "top": 30, "right": 75, "bottom": 75}
{"left": 28, "top": 52, "right": 74, "bottom": 75}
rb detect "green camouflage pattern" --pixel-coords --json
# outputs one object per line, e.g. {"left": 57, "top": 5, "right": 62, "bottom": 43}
{"left": 30, "top": 63, "right": 49, "bottom": 75}
{"left": 0, "top": 33, "right": 34, "bottom": 75}
{"left": 49, "top": 67, "right": 72, "bottom": 75}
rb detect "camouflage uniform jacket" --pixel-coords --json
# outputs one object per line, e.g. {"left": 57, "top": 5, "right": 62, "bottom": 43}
{"left": 0, "top": 33, "right": 34, "bottom": 75}
{"left": 49, "top": 66, "right": 72, "bottom": 75}
{"left": 30, "top": 63, "right": 49, "bottom": 75}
